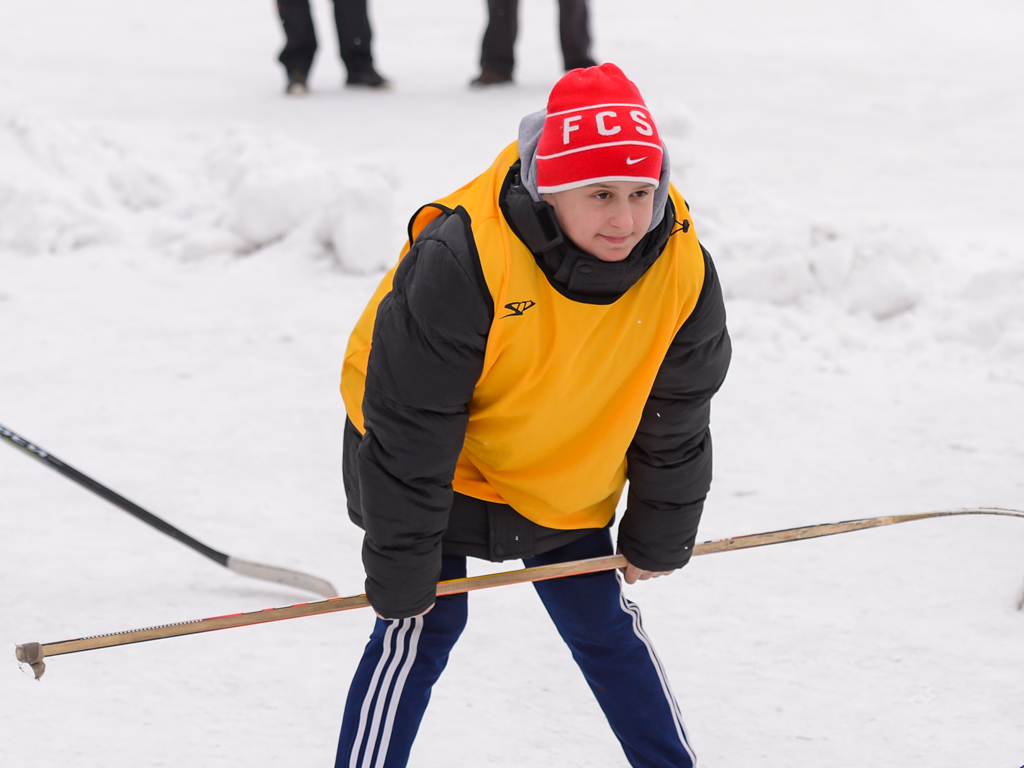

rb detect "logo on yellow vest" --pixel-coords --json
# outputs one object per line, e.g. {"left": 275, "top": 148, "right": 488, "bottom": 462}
{"left": 502, "top": 300, "right": 536, "bottom": 318}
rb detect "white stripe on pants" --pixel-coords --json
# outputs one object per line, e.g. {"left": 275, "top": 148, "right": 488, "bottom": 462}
{"left": 348, "top": 617, "right": 424, "bottom": 768}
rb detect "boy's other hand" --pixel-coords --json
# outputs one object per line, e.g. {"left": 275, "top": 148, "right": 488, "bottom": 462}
{"left": 619, "top": 560, "right": 675, "bottom": 585}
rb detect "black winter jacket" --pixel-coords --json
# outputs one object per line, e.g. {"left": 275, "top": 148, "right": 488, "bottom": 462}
{"left": 344, "top": 161, "right": 731, "bottom": 618}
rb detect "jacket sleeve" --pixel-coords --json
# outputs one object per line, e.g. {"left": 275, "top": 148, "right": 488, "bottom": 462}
{"left": 358, "top": 212, "right": 492, "bottom": 618}
{"left": 618, "top": 246, "right": 731, "bottom": 572}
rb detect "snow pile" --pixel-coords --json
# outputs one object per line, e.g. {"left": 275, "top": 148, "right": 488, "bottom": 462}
{"left": 653, "top": 98, "right": 1024, "bottom": 377}
{"left": 669, "top": 168, "right": 931, "bottom": 323}
{"left": 939, "top": 264, "right": 1024, "bottom": 383}
{"left": 2, "top": 102, "right": 1020, "bottom": 367}
{"left": 0, "top": 116, "right": 396, "bottom": 273}
{"left": 0, "top": 117, "right": 124, "bottom": 253}
{"left": 652, "top": 99, "right": 930, "bottom": 322}
{"left": 714, "top": 220, "right": 933, "bottom": 321}
{"left": 691, "top": 172, "right": 1024, "bottom": 375}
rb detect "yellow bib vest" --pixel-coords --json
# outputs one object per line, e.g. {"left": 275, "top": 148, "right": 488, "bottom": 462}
{"left": 342, "top": 142, "right": 706, "bottom": 531}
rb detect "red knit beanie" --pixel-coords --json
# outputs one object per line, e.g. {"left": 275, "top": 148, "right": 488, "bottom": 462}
{"left": 535, "top": 63, "right": 662, "bottom": 194}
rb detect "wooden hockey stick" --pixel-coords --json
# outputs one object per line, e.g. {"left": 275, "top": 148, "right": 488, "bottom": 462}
{"left": 15, "top": 507, "right": 1024, "bottom": 680}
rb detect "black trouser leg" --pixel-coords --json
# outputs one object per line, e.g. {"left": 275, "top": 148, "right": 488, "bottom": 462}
{"left": 558, "top": 0, "right": 595, "bottom": 71}
{"left": 277, "top": 0, "right": 318, "bottom": 75}
{"left": 333, "top": 0, "right": 375, "bottom": 75}
{"left": 480, "top": 0, "right": 518, "bottom": 77}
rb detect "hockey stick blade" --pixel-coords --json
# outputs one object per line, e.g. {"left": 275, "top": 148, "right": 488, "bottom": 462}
{"left": 1, "top": 423, "right": 336, "bottom": 598}
{"left": 15, "top": 507, "right": 1024, "bottom": 679}
{"left": 227, "top": 557, "right": 336, "bottom": 598}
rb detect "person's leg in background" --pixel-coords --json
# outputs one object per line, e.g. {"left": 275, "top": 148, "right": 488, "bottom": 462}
{"left": 473, "top": 0, "right": 517, "bottom": 86}
{"left": 557, "top": 0, "right": 597, "bottom": 71}
{"left": 276, "top": 0, "right": 318, "bottom": 93}
{"left": 335, "top": 555, "right": 468, "bottom": 768}
{"left": 526, "top": 531, "right": 697, "bottom": 768}
{"left": 332, "top": 0, "right": 389, "bottom": 87}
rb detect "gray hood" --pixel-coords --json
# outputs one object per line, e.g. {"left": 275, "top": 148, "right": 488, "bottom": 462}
{"left": 517, "top": 108, "right": 672, "bottom": 233}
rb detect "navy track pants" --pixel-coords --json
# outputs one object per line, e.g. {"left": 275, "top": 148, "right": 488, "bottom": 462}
{"left": 335, "top": 530, "right": 696, "bottom": 768}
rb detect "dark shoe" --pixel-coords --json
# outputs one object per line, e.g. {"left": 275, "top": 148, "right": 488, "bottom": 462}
{"left": 285, "top": 69, "right": 308, "bottom": 95}
{"left": 470, "top": 69, "right": 513, "bottom": 88}
{"left": 346, "top": 68, "right": 390, "bottom": 89}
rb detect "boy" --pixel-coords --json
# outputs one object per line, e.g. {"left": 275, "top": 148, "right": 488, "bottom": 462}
{"left": 338, "top": 63, "right": 731, "bottom": 767}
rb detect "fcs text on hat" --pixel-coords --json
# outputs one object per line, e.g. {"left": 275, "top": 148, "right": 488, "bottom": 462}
{"left": 549, "top": 104, "right": 656, "bottom": 146}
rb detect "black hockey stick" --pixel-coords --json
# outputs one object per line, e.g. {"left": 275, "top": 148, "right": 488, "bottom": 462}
{"left": 0, "top": 423, "right": 335, "bottom": 598}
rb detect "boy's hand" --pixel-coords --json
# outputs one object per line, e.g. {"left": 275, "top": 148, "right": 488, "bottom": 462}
{"left": 618, "top": 554, "right": 675, "bottom": 585}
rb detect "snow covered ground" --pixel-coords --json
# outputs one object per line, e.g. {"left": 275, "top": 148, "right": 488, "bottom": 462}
{"left": 2, "top": 1, "right": 1023, "bottom": 766}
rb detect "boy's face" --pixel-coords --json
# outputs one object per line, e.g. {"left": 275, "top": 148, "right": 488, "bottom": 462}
{"left": 542, "top": 180, "right": 655, "bottom": 263}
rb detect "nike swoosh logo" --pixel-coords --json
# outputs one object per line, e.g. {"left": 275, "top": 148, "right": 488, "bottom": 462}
{"left": 625, "top": 156, "right": 646, "bottom": 165}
